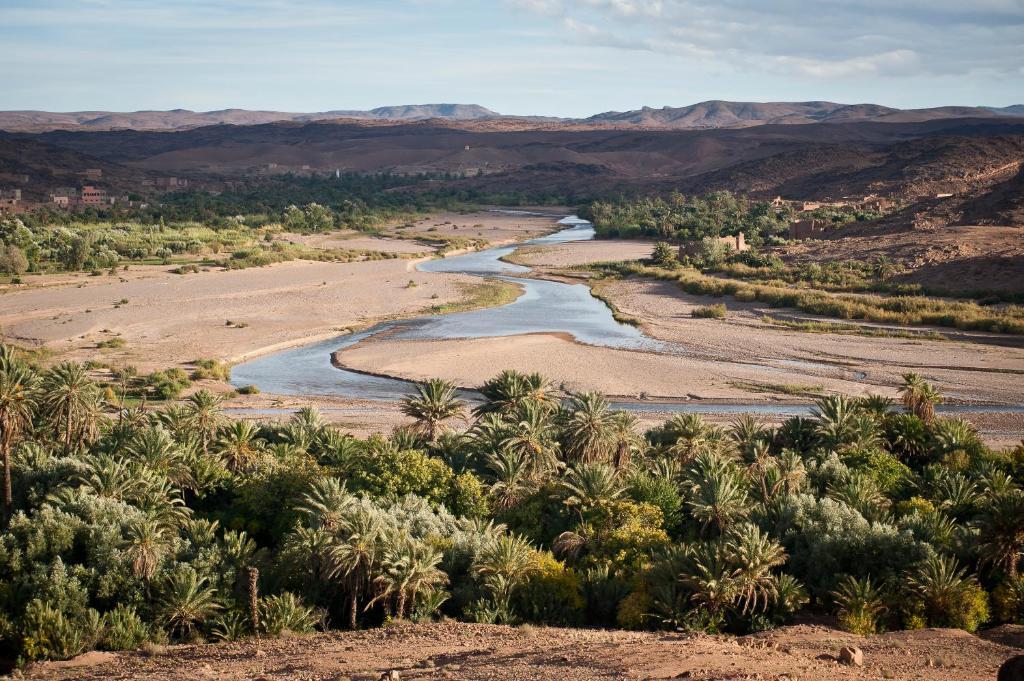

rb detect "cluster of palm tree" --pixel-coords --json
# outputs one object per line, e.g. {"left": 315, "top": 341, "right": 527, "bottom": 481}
{"left": 0, "top": 348, "right": 1021, "bottom": 663}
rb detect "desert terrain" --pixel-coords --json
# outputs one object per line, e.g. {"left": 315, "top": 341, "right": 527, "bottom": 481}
{"left": 20, "top": 621, "right": 1024, "bottom": 681}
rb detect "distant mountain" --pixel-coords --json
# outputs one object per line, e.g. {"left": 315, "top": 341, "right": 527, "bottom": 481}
{"left": 2, "top": 100, "right": 1022, "bottom": 133}
{"left": 985, "top": 105, "right": 1024, "bottom": 116}
{"left": 0, "top": 104, "right": 502, "bottom": 132}
{"left": 582, "top": 100, "right": 1015, "bottom": 129}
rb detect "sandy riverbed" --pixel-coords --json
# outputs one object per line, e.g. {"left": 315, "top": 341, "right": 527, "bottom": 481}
{"left": 0, "top": 213, "right": 560, "bottom": 371}
{"left": 332, "top": 237, "right": 1024, "bottom": 444}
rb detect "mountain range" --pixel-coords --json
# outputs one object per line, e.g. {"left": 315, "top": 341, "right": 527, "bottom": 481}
{"left": 1, "top": 101, "right": 1021, "bottom": 132}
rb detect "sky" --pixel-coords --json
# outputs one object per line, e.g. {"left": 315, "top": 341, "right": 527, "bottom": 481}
{"left": 2, "top": 0, "right": 1022, "bottom": 117}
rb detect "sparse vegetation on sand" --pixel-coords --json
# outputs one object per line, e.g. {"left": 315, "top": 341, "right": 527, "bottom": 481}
{"left": 591, "top": 262, "right": 1024, "bottom": 334}
{"left": 0, "top": 351, "right": 1020, "bottom": 667}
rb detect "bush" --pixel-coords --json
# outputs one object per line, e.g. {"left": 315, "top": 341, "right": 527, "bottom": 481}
{"left": 0, "top": 244, "right": 29, "bottom": 275}
{"left": 146, "top": 368, "right": 191, "bottom": 400}
{"left": 101, "top": 605, "right": 150, "bottom": 651}
{"left": 260, "top": 593, "right": 320, "bottom": 636}
{"left": 692, "top": 303, "right": 727, "bottom": 319}
{"left": 235, "top": 385, "right": 260, "bottom": 395}
{"left": 511, "top": 552, "right": 584, "bottom": 625}
{"left": 993, "top": 577, "right": 1024, "bottom": 624}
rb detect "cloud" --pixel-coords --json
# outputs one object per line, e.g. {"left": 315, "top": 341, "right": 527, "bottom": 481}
{"left": 505, "top": 0, "right": 1024, "bottom": 79}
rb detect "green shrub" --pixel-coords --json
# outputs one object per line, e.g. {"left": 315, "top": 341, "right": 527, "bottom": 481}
{"left": 260, "top": 593, "right": 320, "bottom": 636}
{"left": 511, "top": 552, "right": 584, "bottom": 625}
{"left": 146, "top": 368, "right": 191, "bottom": 400}
{"left": 101, "top": 605, "right": 150, "bottom": 651}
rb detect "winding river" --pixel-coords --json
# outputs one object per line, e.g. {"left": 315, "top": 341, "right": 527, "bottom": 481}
{"left": 231, "top": 216, "right": 1024, "bottom": 417}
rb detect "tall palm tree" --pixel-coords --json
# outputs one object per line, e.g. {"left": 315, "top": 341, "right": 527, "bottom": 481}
{"left": 329, "top": 506, "right": 385, "bottom": 629}
{"left": 608, "top": 411, "right": 643, "bottom": 469}
{"left": 485, "top": 448, "right": 534, "bottom": 510}
{"left": 123, "top": 517, "right": 170, "bottom": 584}
{"left": 560, "top": 461, "right": 624, "bottom": 516}
{"left": 899, "top": 373, "right": 942, "bottom": 424}
{"left": 561, "top": 392, "right": 615, "bottom": 463}
{"left": 183, "top": 390, "right": 225, "bottom": 453}
{"left": 0, "top": 360, "right": 37, "bottom": 519}
{"left": 40, "top": 362, "right": 102, "bottom": 453}
{"left": 401, "top": 379, "right": 465, "bottom": 443}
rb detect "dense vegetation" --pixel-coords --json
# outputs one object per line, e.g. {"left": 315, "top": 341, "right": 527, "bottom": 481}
{"left": 0, "top": 349, "right": 1021, "bottom": 667}
{"left": 583, "top": 192, "right": 791, "bottom": 246}
{"left": 582, "top": 191, "right": 887, "bottom": 246}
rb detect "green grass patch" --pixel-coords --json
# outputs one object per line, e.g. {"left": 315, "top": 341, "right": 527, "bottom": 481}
{"left": 429, "top": 280, "right": 522, "bottom": 315}
{"left": 761, "top": 315, "right": 946, "bottom": 340}
{"left": 730, "top": 380, "right": 826, "bottom": 397}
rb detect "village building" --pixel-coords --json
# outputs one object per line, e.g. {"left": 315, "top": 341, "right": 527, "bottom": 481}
{"left": 789, "top": 218, "right": 830, "bottom": 240}
{"left": 0, "top": 189, "right": 23, "bottom": 213}
{"left": 83, "top": 168, "right": 103, "bottom": 180}
{"left": 79, "top": 185, "right": 110, "bottom": 206}
{"left": 678, "top": 232, "right": 749, "bottom": 258}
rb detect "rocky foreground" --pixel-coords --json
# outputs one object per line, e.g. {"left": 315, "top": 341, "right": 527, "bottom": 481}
{"left": 20, "top": 621, "right": 1024, "bottom": 681}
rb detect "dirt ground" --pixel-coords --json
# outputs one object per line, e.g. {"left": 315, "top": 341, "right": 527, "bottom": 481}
{"left": 20, "top": 621, "right": 1024, "bottom": 681}
{"left": 0, "top": 213, "right": 559, "bottom": 372}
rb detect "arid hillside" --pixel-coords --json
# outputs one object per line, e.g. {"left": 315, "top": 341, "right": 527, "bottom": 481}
{"left": 20, "top": 621, "right": 1024, "bottom": 681}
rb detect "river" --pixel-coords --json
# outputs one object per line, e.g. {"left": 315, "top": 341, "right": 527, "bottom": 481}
{"left": 230, "top": 216, "right": 1024, "bottom": 417}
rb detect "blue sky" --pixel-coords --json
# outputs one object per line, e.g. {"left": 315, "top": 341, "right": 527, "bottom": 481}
{"left": 2, "top": 0, "right": 1022, "bottom": 116}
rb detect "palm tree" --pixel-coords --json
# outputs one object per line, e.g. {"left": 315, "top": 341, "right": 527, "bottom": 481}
{"left": 123, "top": 518, "right": 170, "bottom": 584}
{"left": 560, "top": 461, "right": 624, "bottom": 516}
{"left": 561, "top": 392, "right": 615, "bottom": 463}
{"left": 401, "top": 379, "right": 465, "bottom": 443}
{"left": 215, "top": 420, "right": 263, "bottom": 472}
{"left": 183, "top": 390, "right": 225, "bottom": 453}
{"left": 297, "top": 477, "right": 352, "bottom": 531}
{"left": 501, "top": 401, "right": 559, "bottom": 474}
{"left": 474, "top": 370, "right": 557, "bottom": 416}
{"left": 975, "top": 490, "right": 1024, "bottom": 578}
{"left": 685, "top": 454, "right": 749, "bottom": 536}
{"left": 484, "top": 448, "right": 533, "bottom": 510}
{"left": 831, "top": 575, "right": 888, "bottom": 634}
{"left": 726, "top": 524, "right": 787, "bottom": 615}
{"left": 907, "top": 553, "right": 980, "bottom": 628}
{"left": 329, "top": 506, "right": 385, "bottom": 629}
{"left": 472, "top": 534, "right": 536, "bottom": 611}
{"left": 40, "top": 362, "right": 102, "bottom": 453}
{"left": 900, "top": 373, "right": 942, "bottom": 424}
{"left": 125, "top": 425, "right": 191, "bottom": 488}
{"left": 370, "top": 534, "right": 447, "bottom": 619}
{"left": 0, "top": 360, "right": 37, "bottom": 519}
{"left": 729, "top": 414, "right": 767, "bottom": 460}
{"left": 158, "top": 570, "right": 221, "bottom": 638}
{"left": 608, "top": 411, "right": 643, "bottom": 469}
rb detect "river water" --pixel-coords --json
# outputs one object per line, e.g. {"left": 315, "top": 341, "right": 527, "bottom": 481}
{"left": 231, "top": 216, "right": 1024, "bottom": 416}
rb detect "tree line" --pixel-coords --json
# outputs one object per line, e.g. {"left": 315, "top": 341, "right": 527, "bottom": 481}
{"left": 0, "top": 350, "right": 1021, "bottom": 666}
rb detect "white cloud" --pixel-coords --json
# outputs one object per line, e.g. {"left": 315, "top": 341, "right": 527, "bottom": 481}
{"left": 505, "top": 0, "right": 1024, "bottom": 80}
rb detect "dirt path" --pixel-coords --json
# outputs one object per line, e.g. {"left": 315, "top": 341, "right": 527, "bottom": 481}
{"left": 22, "top": 621, "right": 1024, "bottom": 681}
